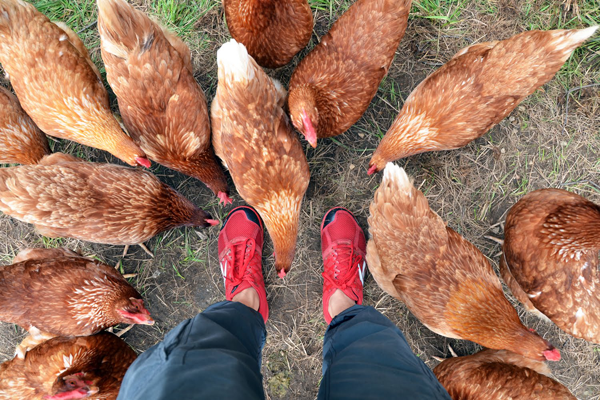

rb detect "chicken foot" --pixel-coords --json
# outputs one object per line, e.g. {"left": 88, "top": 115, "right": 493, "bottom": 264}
{"left": 432, "top": 345, "right": 458, "bottom": 362}
{"left": 106, "top": 324, "right": 135, "bottom": 338}
{"left": 122, "top": 243, "right": 154, "bottom": 258}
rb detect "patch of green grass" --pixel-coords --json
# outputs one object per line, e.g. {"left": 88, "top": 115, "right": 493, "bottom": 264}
{"left": 181, "top": 229, "right": 206, "bottom": 265}
{"left": 151, "top": 0, "right": 218, "bottom": 39}
{"left": 412, "top": 0, "right": 466, "bottom": 26}
{"left": 171, "top": 263, "right": 185, "bottom": 280}
{"left": 309, "top": 0, "right": 354, "bottom": 19}
{"left": 34, "top": 0, "right": 96, "bottom": 28}
{"left": 40, "top": 236, "right": 65, "bottom": 248}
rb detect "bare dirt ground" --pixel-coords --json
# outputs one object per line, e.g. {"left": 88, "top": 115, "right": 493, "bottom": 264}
{"left": 0, "top": 0, "right": 599, "bottom": 399}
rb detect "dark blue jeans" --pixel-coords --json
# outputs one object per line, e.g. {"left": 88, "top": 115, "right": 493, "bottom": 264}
{"left": 117, "top": 301, "right": 450, "bottom": 399}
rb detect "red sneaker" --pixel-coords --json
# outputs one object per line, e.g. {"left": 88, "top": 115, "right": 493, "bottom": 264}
{"left": 321, "top": 207, "right": 367, "bottom": 324}
{"left": 218, "top": 206, "right": 268, "bottom": 322}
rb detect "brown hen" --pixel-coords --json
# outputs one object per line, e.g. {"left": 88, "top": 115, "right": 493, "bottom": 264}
{"left": 0, "top": 0, "right": 149, "bottom": 167}
{"left": 224, "top": 0, "right": 313, "bottom": 68}
{"left": 212, "top": 40, "right": 309, "bottom": 278}
{"left": 0, "top": 86, "right": 49, "bottom": 165}
{"left": 97, "top": 0, "right": 230, "bottom": 204}
{"left": 501, "top": 188, "right": 600, "bottom": 343}
{"left": 368, "top": 26, "right": 598, "bottom": 173}
{"left": 0, "top": 332, "right": 136, "bottom": 400}
{"left": 434, "top": 349, "right": 576, "bottom": 400}
{"left": 366, "top": 163, "right": 560, "bottom": 362}
{"left": 0, "top": 153, "right": 216, "bottom": 251}
{"left": 287, "top": 0, "right": 411, "bottom": 148}
{"left": 0, "top": 247, "right": 153, "bottom": 359}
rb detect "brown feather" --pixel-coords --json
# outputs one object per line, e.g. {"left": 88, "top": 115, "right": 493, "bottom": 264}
{"left": 0, "top": 0, "right": 147, "bottom": 167}
{"left": 97, "top": 0, "right": 228, "bottom": 198}
{"left": 366, "top": 164, "right": 557, "bottom": 361}
{"left": 288, "top": 0, "right": 411, "bottom": 143}
{"left": 434, "top": 349, "right": 575, "bottom": 400}
{"left": 0, "top": 86, "right": 49, "bottom": 165}
{"left": 502, "top": 188, "right": 600, "bottom": 343}
{"left": 369, "top": 27, "right": 598, "bottom": 171}
{"left": 224, "top": 0, "right": 313, "bottom": 69}
{"left": 212, "top": 41, "right": 309, "bottom": 276}
{"left": 0, "top": 332, "right": 136, "bottom": 400}
{"left": 0, "top": 156, "right": 213, "bottom": 245}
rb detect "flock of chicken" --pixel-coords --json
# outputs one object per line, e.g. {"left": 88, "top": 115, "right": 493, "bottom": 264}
{"left": 0, "top": 0, "right": 596, "bottom": 398}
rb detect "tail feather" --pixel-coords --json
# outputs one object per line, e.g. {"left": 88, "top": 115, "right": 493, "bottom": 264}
{"left": 380, "top": 163, "right": 433, "bottom": 218}
{"left": 551, "top": 26, "right": 598, "bottom": 55}
{"left": 97, "top": 0, "right": 154, "bottom": 59}
{"left": 382, "top": 162, "right": 412, "bottom": 197}
{"left": 216, "top": 39, "right": 256, "bottom": 83}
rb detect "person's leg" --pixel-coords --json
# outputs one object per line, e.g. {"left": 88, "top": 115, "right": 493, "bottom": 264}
{"left": 317, "top": 208, "right": 451, "bottom": 400}
{"left": 118, "top": 206, "right": 269, "bottom": 400}
{"left": 318, "top": 305, "right": 451, "bottom": 399}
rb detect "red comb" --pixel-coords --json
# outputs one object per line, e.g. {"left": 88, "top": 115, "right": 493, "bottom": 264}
{"left": 543, "top": 348, "right": 561, "bottom": 361}
{"left": 135, "top": 156, "right": 151, "bottom": 168}
{"left": 217, "top": 192, "right": 233, "bottom": 205}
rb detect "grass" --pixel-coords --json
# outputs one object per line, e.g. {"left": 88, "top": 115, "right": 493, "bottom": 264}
{"left": 412, "top": 0, "right": 466, "bottom": 25}
{"left": 0, "top": 0, "right": 597, "bottom": 398}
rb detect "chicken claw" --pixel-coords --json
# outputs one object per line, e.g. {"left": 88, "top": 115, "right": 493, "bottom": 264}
{"left": 122, "top": 243, "right": 154, "bottom": 258}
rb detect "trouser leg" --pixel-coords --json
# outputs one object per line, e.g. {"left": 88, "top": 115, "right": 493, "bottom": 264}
{"left": 317, "top": 305, "right": 451, "bottom": 400}
{"left": 117, "top": 301, "right": 266, "bottom": 400}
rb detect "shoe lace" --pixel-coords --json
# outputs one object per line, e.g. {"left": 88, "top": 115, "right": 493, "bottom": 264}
{"left": 225, "top": 238, "right": 257, "bottom": 287}
{"left": 322, "top": 243, "right": 363, "bottom": 291}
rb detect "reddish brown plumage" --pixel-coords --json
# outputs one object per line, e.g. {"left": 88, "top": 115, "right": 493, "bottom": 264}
{"left": 0, "top": 332, "right": 136, "bottom": 400}
{"left": 0, "top": 248, "right": 153, "bottom": 349}
{"left": 434, "top": 349, "right": 576, "bottom": 399}
{"left": 366, "top": 164, "right": 559, "bottom": 361}
{"left": 369, "top": 27, "right": 598, "bottom": 173}
{"left": 287, "top": 0, "right": 411, "bottom": 147}
{"left": 97, "top": 0, "right": 230, "bottom": 202}
{"left": 0, "top": 86, "right": 49, "bottom": 165}
{"left": 0, "top": 0, "right": 148, "bottom": 167}
{"left": 0, "top": 153, "right": 214, "bottom": 246}
{"left": 212, "top": 40, "right": 309, "bottom": 277}
{"left": 501, "top": 188, "right": 600, "bottom": 343}
{"left": 224, "top": 0, "right": 313, "bottom": 68}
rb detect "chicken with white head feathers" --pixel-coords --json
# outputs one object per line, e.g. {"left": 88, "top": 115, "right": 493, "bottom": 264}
{"left": 211, "top": 39, "right": 309, "bottom": 279}
{"left": 366, "top": 163, "right": 560, "bottom": 362}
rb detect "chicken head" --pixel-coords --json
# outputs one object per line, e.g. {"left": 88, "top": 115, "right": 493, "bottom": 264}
{"left": 288, "top": 86, "right": 319, "bottom": 148}
{"left": 116, "top": 298, "right": 154, "bottom": 325}
{"left": 49, "top": 372, "right": 99, "bottom": 400}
